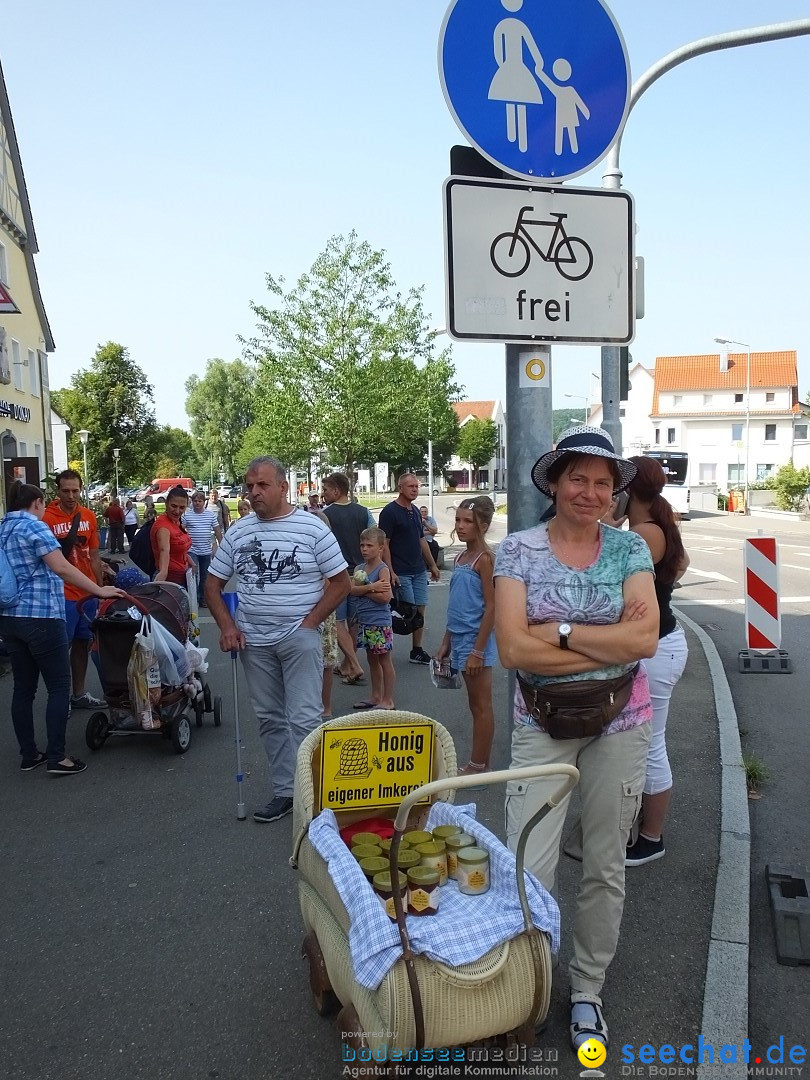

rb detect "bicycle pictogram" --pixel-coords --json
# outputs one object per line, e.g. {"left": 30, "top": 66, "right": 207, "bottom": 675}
{"left": 489, "top": 205, "right": 593, "bottom": 281}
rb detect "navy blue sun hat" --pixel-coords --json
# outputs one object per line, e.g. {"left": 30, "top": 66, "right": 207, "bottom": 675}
{"left": 531, "top": 424, "right": 637, "bottom": 497}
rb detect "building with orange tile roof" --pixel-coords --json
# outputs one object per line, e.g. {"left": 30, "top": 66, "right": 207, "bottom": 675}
{"left": 448, "top": 400, "right": 506, "bottom": 489}
{"left": 592, "top": 351, "right": 809, "bottom": 499}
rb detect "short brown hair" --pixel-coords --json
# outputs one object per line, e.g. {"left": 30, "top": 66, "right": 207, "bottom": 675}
{"left": 323, "top": 472, "right": 350, "bottom": 496}
{"left": 360, "top": 527, "right": 386, "bottom": 547}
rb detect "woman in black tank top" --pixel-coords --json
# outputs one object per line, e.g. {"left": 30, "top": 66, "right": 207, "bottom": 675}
{"left": 623, "top": 457, "right": 690, "bottom": 867}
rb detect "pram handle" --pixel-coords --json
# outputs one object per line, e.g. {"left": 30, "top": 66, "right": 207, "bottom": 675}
{"left": 387, "top": 763, "right": 579, "bottom": 1052}
{"left": 77, "top": 592, "right": 152, "bottom": 620}
{"left": 391, "top": 763, "right": 579, "bottom": 832}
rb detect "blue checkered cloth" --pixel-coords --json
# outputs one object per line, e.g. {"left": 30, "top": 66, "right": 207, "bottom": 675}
{"left": 0, "top": 512, "right": 64, "bottom": 620}
{"left": 307, "top": 802, "right": 560, "bottom": 991}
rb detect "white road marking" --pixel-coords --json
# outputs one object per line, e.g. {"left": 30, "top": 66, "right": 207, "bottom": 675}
{"left": 675, "top": 596, "right": 810, "bottom": 606}
{"left": 685, "top": 567, "right": 736, "bottom": 582}
{"left": 780, "top": 563, "right": 810, "bottom": 572}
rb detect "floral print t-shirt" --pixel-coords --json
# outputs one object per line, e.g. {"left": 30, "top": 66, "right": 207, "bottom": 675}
{"left": 494, "top": 522, "right": 654, "bottom": 735}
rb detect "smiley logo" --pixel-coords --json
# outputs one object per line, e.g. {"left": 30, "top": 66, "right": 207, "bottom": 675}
{"left": 577, "top": 1038, "right": 607, "bottom": 1069}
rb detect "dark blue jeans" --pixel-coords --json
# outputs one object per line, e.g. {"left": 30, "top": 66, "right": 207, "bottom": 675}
{"left": 194, "top": 553, "right": 211, "bottom": 604}
{"left": 0, "top": 616, "right": 71, "bottom": 764}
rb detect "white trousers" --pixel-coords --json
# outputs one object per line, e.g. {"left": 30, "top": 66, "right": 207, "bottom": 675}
{"left": 641, "top": 625, "right": 688, "bottom": 795}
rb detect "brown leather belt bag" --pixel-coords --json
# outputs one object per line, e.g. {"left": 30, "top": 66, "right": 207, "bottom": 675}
{"left": 517, "top": 664, "right": 639, "bottom": 740}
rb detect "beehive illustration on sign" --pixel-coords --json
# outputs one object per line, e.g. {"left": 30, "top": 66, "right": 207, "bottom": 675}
{"left": 332, "top": 736, "right": 373, "bottom": 781}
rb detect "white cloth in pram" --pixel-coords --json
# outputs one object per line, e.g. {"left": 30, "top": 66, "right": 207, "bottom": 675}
{"left": 307, "top": 802, "right": 560, "bottom": 991}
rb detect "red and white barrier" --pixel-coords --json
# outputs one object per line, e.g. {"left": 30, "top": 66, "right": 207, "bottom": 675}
{"left": 744, "top": 536, "right": 781, "bottom": 651}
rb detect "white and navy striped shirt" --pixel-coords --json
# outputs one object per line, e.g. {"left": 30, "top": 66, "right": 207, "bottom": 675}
{"left": 208, "top": 508, "right": 347, "bottom": 645}
{"left": 182, "top": 507, "right": 219, "bottom": 555}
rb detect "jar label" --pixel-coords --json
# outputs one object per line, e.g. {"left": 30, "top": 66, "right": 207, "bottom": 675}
{"left": 447, "top": 852, "right": 458, "bottom": 877}
{"left": 385, "top": 897, "right": 397, "bottom": 920}
{"left": 468, "top": 869, "right": 487, "bottom": 889}
{"left": 410, "top": 889, "right": 429, "bottom": 911}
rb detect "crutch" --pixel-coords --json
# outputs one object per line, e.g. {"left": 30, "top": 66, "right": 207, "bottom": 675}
{"left": 223, "top": 592, "right": 246, "bottom": 820}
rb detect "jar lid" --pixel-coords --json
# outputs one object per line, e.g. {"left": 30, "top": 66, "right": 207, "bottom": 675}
{"left": 352, "top": 832, "right": 383, "bottom": 847}
{"left": 457, "top": 846, "right": 489, "bottom": 864}
{"left": 414, "top": 841, "right": 444, "bottom": 856}
{"left": 403, "top": 830, "right": 432, "bottom": 847}
{"left": 445, "top": 832, "right": 475, "bottom": 850}
{"left": 372, "top": 870, "right": 407, "bottom": 890}
{"left": 396, "top": 849, "right": 422, "bottom": 868}
{"left": 378, "top": 838, "right": 392, "bottom": 852}
{"left": 432, "top": 825, "right": 461, "bottom": 841}
{"left": 407, "top": 866, "right": 440, "bottom": 886}
{"left": 359, "top": 857, "right": 389, "bottom": 875}
{"left": 352, "top": 844, "right": 383, "bottom": 860}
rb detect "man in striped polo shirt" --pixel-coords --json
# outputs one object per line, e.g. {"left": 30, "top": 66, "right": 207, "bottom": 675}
{"left": 183, "top": 491, "right": 223, "bottom": 607}
{"left": 206, "top": 456, "right": 350, "bottom": 824}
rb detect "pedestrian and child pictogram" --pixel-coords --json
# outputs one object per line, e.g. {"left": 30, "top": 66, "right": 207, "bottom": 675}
{"left": 439, "top": 0, "right": 630, "bottom": 182}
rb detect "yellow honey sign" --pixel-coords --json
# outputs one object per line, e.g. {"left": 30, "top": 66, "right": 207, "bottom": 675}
{"left": 319, "top": 723, "right": 434, "bottom": 812}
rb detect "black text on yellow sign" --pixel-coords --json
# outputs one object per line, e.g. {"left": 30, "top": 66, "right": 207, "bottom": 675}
{"left": 320, "top": 724, "right": 434, "bottom": 811}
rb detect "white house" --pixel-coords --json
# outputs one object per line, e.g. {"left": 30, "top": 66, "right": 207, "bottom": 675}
{"left": 592, "top": 350, "right": 809, "bottom": 491}
{"left": 50, "top": 408, "right": 69, "bottom": 472}
{"left": 449, "top": 400, "right": 507, "bottom": 490}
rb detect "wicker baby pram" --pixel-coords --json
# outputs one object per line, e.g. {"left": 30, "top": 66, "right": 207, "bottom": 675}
{"left": 291, "top": 710, "right": 578, "bottom": 1065}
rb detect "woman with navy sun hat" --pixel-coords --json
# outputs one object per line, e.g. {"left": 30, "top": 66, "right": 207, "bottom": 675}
{"left": 493, "top": 425, "right": 660, "bottom": 1056}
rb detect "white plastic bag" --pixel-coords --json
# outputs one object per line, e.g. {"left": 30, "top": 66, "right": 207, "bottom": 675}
{"left": 150, "top": 618, "right": 192, "bottom": 686}
{"left": 184, "top": 641, "right": 209, "bottom": 674}
{"left": 127, "top": 617, "right": 162, "bottom": 729}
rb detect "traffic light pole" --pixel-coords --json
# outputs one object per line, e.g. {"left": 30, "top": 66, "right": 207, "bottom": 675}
{"left": 599, "top": 18, "right": 810, "bottom": 454}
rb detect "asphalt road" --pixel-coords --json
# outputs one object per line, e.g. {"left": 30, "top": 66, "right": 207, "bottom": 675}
{"left": 671, "top": 510, "right": 810, "bottom": 1053}
{"left": 0, "top": 519, "right": 722, "bottom": 1080}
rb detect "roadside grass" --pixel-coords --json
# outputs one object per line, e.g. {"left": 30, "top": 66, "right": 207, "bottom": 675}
{"left": 742, "top": 750, "right": 770, "bottom": 796}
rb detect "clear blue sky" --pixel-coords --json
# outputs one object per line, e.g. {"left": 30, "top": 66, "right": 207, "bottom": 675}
{"left": 3, "top": 1, "right": 809, "bottom": 426}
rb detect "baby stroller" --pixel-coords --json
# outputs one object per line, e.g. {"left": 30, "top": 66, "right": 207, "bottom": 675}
{"left": 82, "top": 582, "right": 222, "bottom": 755}
{"left": 292, "top": 710, "right": 579, "bottom": 1068}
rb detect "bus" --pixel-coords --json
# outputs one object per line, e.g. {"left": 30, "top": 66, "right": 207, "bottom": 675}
{"left": 644, "top": 451, "right": 690, "bottom": 519}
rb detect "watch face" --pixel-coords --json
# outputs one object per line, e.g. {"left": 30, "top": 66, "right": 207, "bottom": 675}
{"left": 559, "top": 623, "right": 572, "bottom": 636}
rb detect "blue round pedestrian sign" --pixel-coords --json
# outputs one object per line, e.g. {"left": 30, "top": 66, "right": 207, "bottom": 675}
{"left": 439, "top": 0, "right": 631, "bottom": 183}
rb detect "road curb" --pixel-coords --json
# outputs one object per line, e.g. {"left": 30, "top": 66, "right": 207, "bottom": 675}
{"left": 675, "top": 609, "right": 750, "bottom": 1080}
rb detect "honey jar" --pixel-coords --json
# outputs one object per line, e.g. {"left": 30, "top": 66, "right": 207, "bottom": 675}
{"left": 456, "top": 846, "right": 490, "bottom": 895}
{"left": 402, "top": 830, "right": 432, "bottom": 848}
{"left": 432, "top": 825, "right": 461, "bottom": 843}
{"left": 407, "top": 866, "right": 440, "bottom": 915}
{"left": 358, "top": 856, "right": 389, "bottom": 881}
{"left": 414, "top": 841, "right": 448, "bottom": 886}
{"left": 395, "top": 848, "right": 422, "bottom": 871}
{"left": 372, "top": 870, "right": 407, "bottom": 921}
{"left": 351, "top": 832, "right": 383, "bottom": 849}
{"left": 444, "top": 832, "right": 475, "bottom": 879}
{"left": 351, "top": 843, "right": 383, "bottom": 861}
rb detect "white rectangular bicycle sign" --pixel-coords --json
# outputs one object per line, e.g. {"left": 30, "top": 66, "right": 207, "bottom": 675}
{"left": 443, "top": 176, "right": 634, "bottom": 344}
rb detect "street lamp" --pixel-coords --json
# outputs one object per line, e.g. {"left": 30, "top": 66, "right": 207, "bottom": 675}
{"left": 112, "top": 448, "right": 120, "bottom": 497}
{"left": 77, "top": 430, "right": 90, "bottom": 502}
{"left": 564, "top": 393, "right": 590, "bottom": 422}
{"left": 715, "top": 336, "right": 751, "bottom": 514}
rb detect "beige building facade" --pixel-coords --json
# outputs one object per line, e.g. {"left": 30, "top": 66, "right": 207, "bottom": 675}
{"left": 0, "top": 60, "right": 55, "bottom": 512}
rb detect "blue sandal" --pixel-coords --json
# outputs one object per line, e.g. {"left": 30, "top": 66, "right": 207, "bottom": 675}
{"left": 570, "top": 994, "right": 609, "bottom": 1052}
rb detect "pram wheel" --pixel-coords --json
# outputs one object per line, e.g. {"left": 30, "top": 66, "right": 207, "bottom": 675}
{"left": 170, "top": 716, "right": 191, "bottom": 754}
{"left": 303, "top": 932, "right": 339, "bottom": 1017}
{"left": 203, "top": 683, "right": 212, "bottom": 712}
{"left": 85, "top": 711, "right": 109, "bottom": 751}
{"left": 194, "top": 698, "right": 204, "bottom": 728}
{"left": 213, "top": 696, "right": 222, "bottom": 728}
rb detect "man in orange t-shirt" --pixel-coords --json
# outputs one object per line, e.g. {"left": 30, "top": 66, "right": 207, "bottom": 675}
{"left": 42, "top": 469, "right": 106, "bottom": 709}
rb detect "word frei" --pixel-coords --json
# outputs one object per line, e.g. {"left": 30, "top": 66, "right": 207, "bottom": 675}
{"left": 515, "top": 288, "right": 572, "bottom": 324}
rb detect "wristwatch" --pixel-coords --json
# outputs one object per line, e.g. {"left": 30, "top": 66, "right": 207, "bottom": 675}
{"left": 559, "top": 623, "right": 572, "bottom": 650}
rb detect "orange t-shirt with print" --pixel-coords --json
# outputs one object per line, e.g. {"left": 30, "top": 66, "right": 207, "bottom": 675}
{"left": 41, "top": 502, "right": 99, "bottom": 602}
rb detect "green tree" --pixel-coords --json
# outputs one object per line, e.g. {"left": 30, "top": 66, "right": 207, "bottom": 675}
{"left": 50, "top": 342, "right": 158, "bottom": 488}
{"left": 456, "top": 417, "right": 499, "bottom": 487}
{"left": 185, "top": 359, "right": 256, "bottom": 482}
{"left": 241, "top": 232, "right": 462, "bottom": 485}
{"left": 149, "top": 426, "right": 198, "bottom": 480}
{"left": 553, "top": 408, "right": 586, "bottom": 442}
{"left": 773, "top": 462, "right": 810, "bottom": 511}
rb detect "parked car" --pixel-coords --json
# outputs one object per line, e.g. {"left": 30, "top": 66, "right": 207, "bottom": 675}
{"left": 419, "top": 483, "right": 440, "bottom": 496}
{"left": 218, "top": 485, "right": 242, "bottom": 499}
